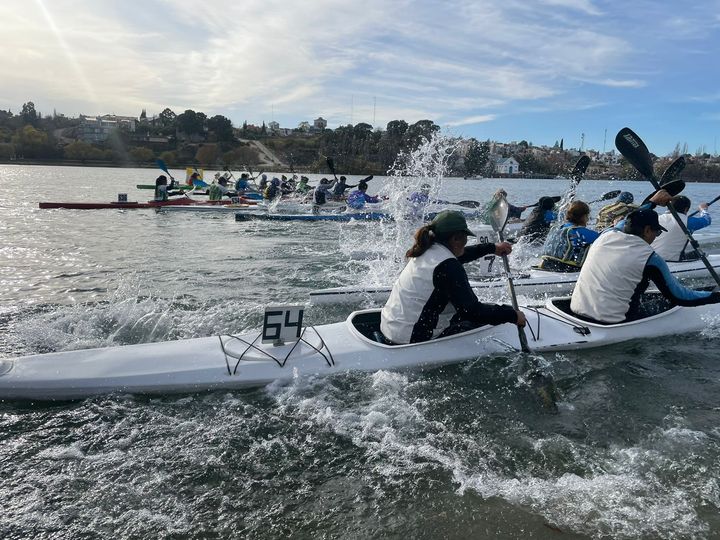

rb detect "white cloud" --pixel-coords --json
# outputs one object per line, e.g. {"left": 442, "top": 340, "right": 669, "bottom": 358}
{"left": 0, "top": 0, "right": 711, "bottom": 136}
{"left": 446, "top": 114, "right": 497, "bottom": 127}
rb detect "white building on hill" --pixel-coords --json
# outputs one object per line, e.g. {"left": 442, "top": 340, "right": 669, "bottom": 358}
{"left": 494, "top": 156, "right": 520, "bottom": 174}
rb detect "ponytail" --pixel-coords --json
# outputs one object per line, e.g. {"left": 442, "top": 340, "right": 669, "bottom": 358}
{"left": 406, "top": 225, "right": 435, "bottom": 257}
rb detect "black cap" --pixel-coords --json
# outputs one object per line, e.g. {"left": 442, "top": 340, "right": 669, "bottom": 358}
{"left": 625, "top": 208, "right": 667, "bottom": 232}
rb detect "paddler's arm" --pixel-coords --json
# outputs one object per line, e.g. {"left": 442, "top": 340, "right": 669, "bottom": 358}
{"left": 434, "top": 260, "right": 519, "bottom": 326}
{"left": 457, "top": 241, "right": 512, "bottom": 264}
{"left": 645, "top": 253, "right": 720, "bottom": 306}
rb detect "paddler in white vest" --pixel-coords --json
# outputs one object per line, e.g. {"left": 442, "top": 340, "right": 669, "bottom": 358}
{"left": 571, "top": 202, "right": 720, "bottom": 324}
{"left": 651, "top": 195, "right": 711, "bottom": 261}
{"left": 380, "top": 210, "right": 527, "bottom": 344}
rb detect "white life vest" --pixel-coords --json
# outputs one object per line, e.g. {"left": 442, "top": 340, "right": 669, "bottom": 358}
{"left": 651, "top": 212, "right": 688, "bottom": 262}
{"left": 570, "top": 229, "right": 653, "bottom": 323}
{"left": 380, "top": 243, "right": 454, "bottom": 344}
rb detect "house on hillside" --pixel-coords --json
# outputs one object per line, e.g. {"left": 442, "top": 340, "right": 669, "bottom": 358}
{"left": 494, "top": 156, "right": 520, "bottom": 175}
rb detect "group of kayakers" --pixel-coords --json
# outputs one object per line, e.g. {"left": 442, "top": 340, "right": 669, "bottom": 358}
{"left": 379, "top": 186, "right": 718, "bottom": 345}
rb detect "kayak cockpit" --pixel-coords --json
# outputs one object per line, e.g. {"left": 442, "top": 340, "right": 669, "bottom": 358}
{"left": 545, "top": 292, "right": 680, "bottom": 327}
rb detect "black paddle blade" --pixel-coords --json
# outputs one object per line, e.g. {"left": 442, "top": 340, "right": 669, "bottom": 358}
{"left": 326, "top": 157, "right": 336, "bottom": 174}
{"left": 615, "top": 127, "right": 655, "bottom": 180}
{"left": 362, "top": 175, "right": 374, "bottom": 182}
{"left": 660, "top": 155, "right": 686, "bottom": 185}
{"left": 603, "top": 190, "right": 622, "bottom": 200}
{"left": 454, "top": 200, "right": 482, "bottom": 209}
{"left": 570, "top": 155, "right": 591, "bottom": 180}
{"left": 642, "top": 179, "right": 685, "bottom": 205}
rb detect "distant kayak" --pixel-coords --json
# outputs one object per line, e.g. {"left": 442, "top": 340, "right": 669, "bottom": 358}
{"left": 38, "top": 198, "right": 241, "bottom": 210}
{"left": 235, "top": 211, "right": 390, "bottom": 222}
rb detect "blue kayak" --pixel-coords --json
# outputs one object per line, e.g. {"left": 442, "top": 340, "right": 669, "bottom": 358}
{"left": 234, "top": 211, "right": 390, "bottom": 222}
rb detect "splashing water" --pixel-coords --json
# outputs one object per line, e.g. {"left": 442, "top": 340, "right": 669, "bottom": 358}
{"left": 340, "top": 134, "right": 459, "bottom": 286}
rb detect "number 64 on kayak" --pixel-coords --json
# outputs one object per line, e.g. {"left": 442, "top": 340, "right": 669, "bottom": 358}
{"left": 262, "top": 305, "right": 305, "bottom": 345}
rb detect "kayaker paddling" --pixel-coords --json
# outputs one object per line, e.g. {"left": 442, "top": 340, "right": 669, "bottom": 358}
{"left": 539, "top": 201, "right": 599, "bottom": 272}
{"left": 346, "top": 181, "right": 380, "bottom": 209}
{"left": 651, "top": 195, "right": 711, "bottom": 261}
{"left": 595, "top": 191, "right": 637, "bottom": 230}
{"left": 518, "top": 196, "right": 557, "bottom": 243}
{"left": 380, "top": 210, "right": 526, "bottom": 344}
{"left": 571, "top": 205, "right": 720, "bottom": 324}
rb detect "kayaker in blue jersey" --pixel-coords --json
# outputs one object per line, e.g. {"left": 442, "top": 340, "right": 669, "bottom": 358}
{"left": 571, "top": 206, "right": 720, "bottom": 324}
{"left": 518, "top": 196, "right": 558, "bottom": 243}
{"left": 346, "top": 181, "right": 380, "bottom": 209}
{"left": 596, "top": 191, "right": 637, "bottom": 230}
{"left": 651, "top": 195, "right": 711, "bottom": 261}
{"left": 539, "top": 201, "right": 599, "bottom": 272}
{"left": 332, "top": 176, "right": 356, "bottom": 200}
{"left": 380, "top": 210, "right": 526, "bottom": 344}
{"left": 235, "top": 173, "right": 251, "bottom": 193}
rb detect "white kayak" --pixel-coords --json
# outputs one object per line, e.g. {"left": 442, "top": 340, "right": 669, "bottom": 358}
{"left": 309, "top": 253, "right": 720, "bottom": 305}
{"left": 0, "top": 293, "right": 718, "bottom": 400}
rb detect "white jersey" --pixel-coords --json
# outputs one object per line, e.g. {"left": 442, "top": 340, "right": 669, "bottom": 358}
{"left": 571, "top": 229, "right": 653, "bottom": 323}
{"left": 651, "top": 212, "right": 688, "bottom": 261}
{"left": 381, "top": 244, "right": 454, "bottom": 344}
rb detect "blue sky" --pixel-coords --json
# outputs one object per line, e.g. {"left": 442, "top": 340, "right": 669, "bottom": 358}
{"left": 1, "top": 0, "right": 719, "bottom": 154}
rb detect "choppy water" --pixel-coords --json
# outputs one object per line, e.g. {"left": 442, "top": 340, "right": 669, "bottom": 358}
{"left": 2, "top": 164, "right": 720, "bottom": 539}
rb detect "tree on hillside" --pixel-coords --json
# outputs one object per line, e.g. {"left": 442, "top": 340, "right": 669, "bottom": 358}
{"left": 159, "top": 150, "right": 177, "bottom": 166}
{"left": 21, "top": 102, "right": 38, "bottom": 126}
{"left": 63, "top": 141, "right": 106, "bottom": 161}
{"left": 128, "top": 146, "right": 155, "bottom": 163}
{"left": 176, "top": 109, "right": 205, "bottom": 136}
{"left": 158, "top": 108, "right": 176, "bottom": 126}
{"left": 195, "top": 144, "right": 220, "bottom": 166}
{"left": 11, "top": 125, "right": 49, "bottom": 158}
{"left": 207, "top": 115, "right": 234, "bottom": 143}
{"left": 404, "top": 119, "right": 440, "bottom": 149}
{"left": 464, "top": 138, "right": 490, "bottom": 176}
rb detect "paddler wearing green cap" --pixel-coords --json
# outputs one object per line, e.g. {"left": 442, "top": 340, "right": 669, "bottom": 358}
{"left": 380, "top": 210, "right": 527, "bottom": 345}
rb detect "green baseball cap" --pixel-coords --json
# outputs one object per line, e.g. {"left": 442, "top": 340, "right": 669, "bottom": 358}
{"left": 430, "top": 210, "right": 476, "bottom": 237}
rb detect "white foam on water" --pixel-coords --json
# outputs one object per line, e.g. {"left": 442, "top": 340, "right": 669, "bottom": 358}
{"left": 265, "top": 368, "right": 713, "bottom": 538}
{"left": 15, "top": 273, "right": 268, "bottom": 353}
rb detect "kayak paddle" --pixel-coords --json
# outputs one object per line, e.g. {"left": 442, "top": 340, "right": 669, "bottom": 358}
{"left": 689, "top": 194, "right": 720, "bottom": 217}
{"left": 156, "top": 159, "right": 175, "bottom": 182}
{"left": 660, "top": 155, "right": 686, "bottom": 185}
{"left": 615, "top": 127, "right": 720, "bottom": 288}
{"left": 326, "top": 156, "right": 339, "bottom": 181}
{"left": 587, "top": 190, "right": 622, "bottom": 204}
{"left": 489, "top": 195, "right": 558, "bottom": 411}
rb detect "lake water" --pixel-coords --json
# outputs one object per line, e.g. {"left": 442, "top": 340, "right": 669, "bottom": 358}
{"left": 1, "top": 164, "right": 720, "bottom": 539}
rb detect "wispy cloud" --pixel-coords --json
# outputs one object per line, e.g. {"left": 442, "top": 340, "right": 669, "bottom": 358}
{"left": 0, "top": 0, "right": 717, "bottom": 153}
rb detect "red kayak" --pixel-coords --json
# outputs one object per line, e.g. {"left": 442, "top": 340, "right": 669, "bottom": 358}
{"left": 39, "top": 197, "right": 257, "bottom": 209}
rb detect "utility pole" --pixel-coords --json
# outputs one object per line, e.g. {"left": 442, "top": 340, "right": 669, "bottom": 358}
{"left": 602, "top": 128, "right": 607, "bottom": 153}
{"left": 350, "top": 95, "right": 354, "bottom": 125}
{"left": 580, "top": 132, "right": 585, "bottom": 151}
{"left": 373, "top": 96, "right": 376, "bottom": 127}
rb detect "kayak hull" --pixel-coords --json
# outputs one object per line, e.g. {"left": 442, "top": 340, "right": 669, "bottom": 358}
{"left": 310, "top": 254, "right": 720, "bottom": 304}
{"left": 1, "top": 295, "right": 718, "bottom": 400}
{"left": 38, "top": 198, "right": 243, "bottom": 209}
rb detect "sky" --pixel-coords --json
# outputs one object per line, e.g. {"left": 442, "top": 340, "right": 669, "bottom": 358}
{"left": 1, "top": 0, "right": 719, "bottom": 155}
